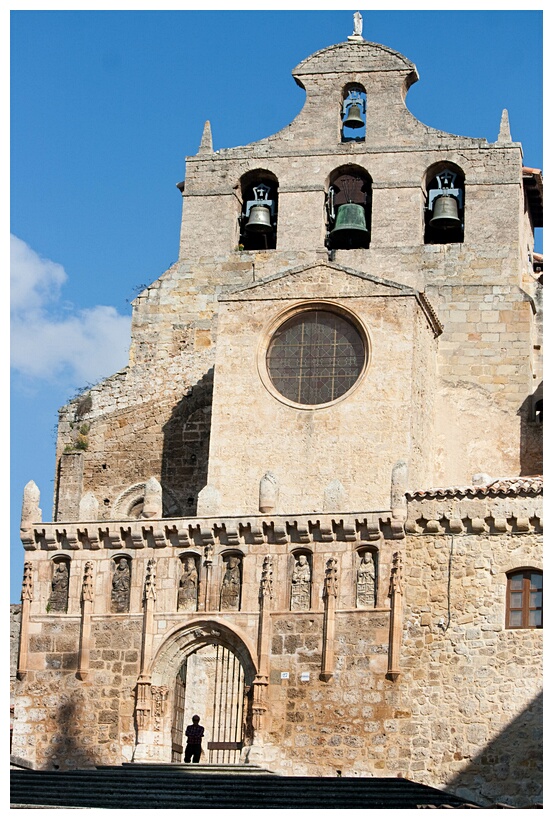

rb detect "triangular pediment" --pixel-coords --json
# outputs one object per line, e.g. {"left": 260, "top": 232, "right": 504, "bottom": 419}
{"left": 220, "top": 262, "right": 442, "bottom": 336}
{"left": 221, "top": 261, "right": 415, "bottom": 301}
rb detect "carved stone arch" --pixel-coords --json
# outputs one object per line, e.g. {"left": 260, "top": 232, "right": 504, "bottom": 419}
{"left": 150, "top": 619, "right": 258, "bottom": 685}
{"left": 144, "top": 620, "right": 258, "bottom": 763}
{"left": 111, "top": 482, "right": 181, "bottom": 519}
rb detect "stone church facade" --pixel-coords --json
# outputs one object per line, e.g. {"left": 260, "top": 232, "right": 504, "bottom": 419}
{"left": 12, "top": 26, "right": 542, "bottom": 808}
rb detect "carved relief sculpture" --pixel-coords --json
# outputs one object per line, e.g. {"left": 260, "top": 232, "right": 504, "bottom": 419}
{"left": 178, "top": 556, "right": 198, "bottom": 611}
{"left": 220, "top": 555, "right": 241, "bottom": 610}
{"left": 356, "top": 551, "right": 376, "bottom": 608}
{"left": 111, "top": 557, "right": 131, "bottom": 613}
{"left": 48, "top": 561, "right": 69, "bottom": 612}
{"left": 291, "top": 554, "right": 311, "bottom": 611}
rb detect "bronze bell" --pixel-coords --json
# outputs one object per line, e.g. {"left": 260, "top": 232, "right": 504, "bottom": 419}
{"left": 245, "top": 204, "right": 273, "bottom": 233}
{"left": 429, "top": 195, "right": 461, "bottom": 229}
{"left": 329, "top": 203, "right": 370, "bottom": 248}
{"left": 342, "top": 103, "right": 364, "bottom": 129}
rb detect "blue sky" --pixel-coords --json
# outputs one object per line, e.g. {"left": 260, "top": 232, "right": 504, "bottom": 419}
{"left": 9, "top": 8, "right": 543, "bottom": 602}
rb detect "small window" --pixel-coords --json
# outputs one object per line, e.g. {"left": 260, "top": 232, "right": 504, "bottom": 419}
{"left": 506, "top": 570, "right": 542, "bottom": 629}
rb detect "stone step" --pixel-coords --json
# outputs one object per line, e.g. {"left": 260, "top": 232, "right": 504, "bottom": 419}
{"left": 11, "top": 769, "right": 476, "bottom": 809}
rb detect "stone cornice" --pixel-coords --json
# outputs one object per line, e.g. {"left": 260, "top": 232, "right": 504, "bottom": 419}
{"left": 21, "top": 497, "right": 542, "bottom": 552}
{"left": 22, "top": 513, "right": 400, "bottom": 551}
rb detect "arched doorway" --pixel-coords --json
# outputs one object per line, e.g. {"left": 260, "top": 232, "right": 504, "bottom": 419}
{"left": 143, "top": 620, "right": 257, "bottom": 765}
{"left": 171, "top": 643, "right": 248, "bottom": 764}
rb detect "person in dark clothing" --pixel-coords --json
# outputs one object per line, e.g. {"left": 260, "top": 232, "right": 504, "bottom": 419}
{"left": 184, "top": 715, "right": 204, "bottom": 763}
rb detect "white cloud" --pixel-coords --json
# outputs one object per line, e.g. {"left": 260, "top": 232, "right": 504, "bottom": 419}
{"left": 10, "top": 234, "right": 131, "bottom": 384}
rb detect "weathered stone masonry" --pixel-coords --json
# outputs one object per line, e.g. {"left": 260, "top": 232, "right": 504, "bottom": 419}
{"left": 13, "top": 27, "right": 541, "bottom": 809}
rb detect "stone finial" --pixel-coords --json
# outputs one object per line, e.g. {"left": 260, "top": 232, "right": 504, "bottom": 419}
{"left": 348, "top": 11, "right": 364, "bottom": 42}
{"left": 323, "top": 479, "right": 347, "bottom": 512}
{"left": 144, "top": 558, "right": 157, "bottom": 601}
{"left": 259, "top": 472, "right": 278, "bottom": 514}
{"left": 323, "top": 557, "right": 339, "bottom": 599}
{"left": 141, "top": 477, "right": 163, "bottom": 519}
{"left": 21, "top": 562, "right": 33, "bottom": 602}
{"left": 21, "top": 480, "right": 42, "bottom": 530}
{"left": 79, "top": 491, "right": 99, "bottom": 520}
{"left": 197, "top": 484, "right": 220, "bottom": 516}
{"left": 391, "top": 460, "right": 409, "bottom": 520}
{"left": 198, "top": 120, "right": 213, "bottom": 154}
{"left": 82, "top": 561, "right": 94, "bottom": 603}
{"left": 497, "top": 109, "right": 512, "bottom": 143}
{"left": 260, "top": 555, "right": 273, "bottom": 600}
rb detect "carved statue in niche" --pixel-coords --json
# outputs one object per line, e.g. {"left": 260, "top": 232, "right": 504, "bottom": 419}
{"left": 220, "top": 556, "right": 241, "bottom": 610}
{"left": 291, "top": 554, "right": 311, "bottom": 611}
{"left": 178, "top": 556, "right": 198, "bottom": 611}
{"left": 111, "top": 557, "right": 131, "bottom": 613}
{"left": 48, "top": 561, "right": 69, "bottom": 612}
{"left": 356, "top": 551, "right": 376, "bottom": 608}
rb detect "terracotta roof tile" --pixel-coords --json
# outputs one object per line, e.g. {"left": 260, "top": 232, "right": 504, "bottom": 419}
{"left": 406, "top": 476, "right": 542, "bottom": 500}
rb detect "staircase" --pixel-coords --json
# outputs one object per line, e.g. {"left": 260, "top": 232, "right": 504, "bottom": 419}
{"left": 11, "top": 764, "right": 478, "bottom": 809}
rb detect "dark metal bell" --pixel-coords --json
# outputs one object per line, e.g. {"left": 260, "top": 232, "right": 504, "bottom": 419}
{"left": 245, "top": 204, "right": 273, "bottom": 233}
{"left": 342, "top": 103, "right": 364, "bottom": 129}
{"left": 329, "top": 203, "right": 370, "bottom": 248}
{"left": 429, "top": 195, "right": 461, "bottom": 229}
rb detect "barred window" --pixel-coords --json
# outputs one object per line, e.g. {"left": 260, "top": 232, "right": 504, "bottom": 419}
{"left": 506, "top": 570, "right": 542, "bottom": 629}
{"left": 266, "top": 309, "right": 365, "bottom": 406}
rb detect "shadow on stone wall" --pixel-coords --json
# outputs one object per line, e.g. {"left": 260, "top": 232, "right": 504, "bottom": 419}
{"left": 42, "top": 696, "right": 100, "bottom": 771}
{"left": 445, "top": 691, "right": 542, "bottom": 807}
{"left": 161, "top": 369, "right": 213, "bottom": 517}
{"left": 518, "top": 383, "right": 542, "bottom": 476}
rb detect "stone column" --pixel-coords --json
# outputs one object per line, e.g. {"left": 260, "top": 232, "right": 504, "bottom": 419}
{"left": 134, "top": 558, "right": 158, "bottom": 761}
{"left": 202, "top": 544, "right": 213, "bottom": 611}
{"left": 320, "top": 557, "right": 338, "bottom": 681}
{"left": 252, "top": 555, "right": 273, "bottom": 731}
{"left": 387, "top": 551, "right": 404, "bottom": 681}
{"left": 77, "top": 562, "right": 94, "bottom": 681}
{"left": 17, "top": 562, "right": 33, "bottom": 680}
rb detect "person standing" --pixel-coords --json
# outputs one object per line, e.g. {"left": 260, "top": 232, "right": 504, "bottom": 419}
{"left": 184, "top": 715, "right": 204, "bottom": 763}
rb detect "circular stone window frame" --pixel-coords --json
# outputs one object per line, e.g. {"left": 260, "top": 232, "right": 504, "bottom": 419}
{"left": 257, "top": 300, "right": 371, "bottom": 410}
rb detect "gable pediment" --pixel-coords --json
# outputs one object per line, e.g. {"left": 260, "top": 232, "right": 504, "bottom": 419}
{"left": 220, "top": 262, "right": 442, "bottom": 336}
{"left": 221, "top": 261, "right": 415, "bottom": 301}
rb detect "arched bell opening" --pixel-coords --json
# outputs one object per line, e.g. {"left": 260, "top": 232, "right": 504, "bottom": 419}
{"left": 143, "top": 621, "right": 257, "bottom": 765}
{"left": 341, "top": 83, "right": 366, "bottom": 143}
{"left": 424, "top": 162, "right": 465, "bottom": 244}
{"left": 237, "top": 169, "right": 278, "bottom": 251}
{"left": 326, "top": 166, "right": 372, "bottom": 250}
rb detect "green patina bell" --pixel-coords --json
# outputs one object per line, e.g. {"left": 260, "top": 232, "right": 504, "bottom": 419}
{"left": 329, "top": 203, "right": 370, "bottom": 248}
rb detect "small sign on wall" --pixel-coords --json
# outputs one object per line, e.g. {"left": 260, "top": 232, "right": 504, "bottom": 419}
{"left": 281, "top": 671, "right": 289, "bottom": 679}
{"left": 300, "top": 672, "right": 310, "bottom": 682}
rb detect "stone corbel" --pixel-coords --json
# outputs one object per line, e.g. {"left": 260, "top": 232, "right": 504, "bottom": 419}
{"left": 20, "top": 529, "right": 38, "bottom": 550}
{"left": 142, "top": 525, "right": 166, "bottom": 549}
{"left": 56, "top": 529, "right": 80, "bottom": 550}
{"left": 77, "top": 527, "right": 101, "bottom": 549}
{"left": 99, "top": 527, "right": 124, "bottom": 550}
{"left": 287, "top": 521, "right": 310, "bottom": 544}
{"left": 333, "top": 520, "right": 357, "bottom": 542}
{"left": 165, "top": 524, "right": 191, "bottom": 549}
{"left": 121, "top": 525, "right": 145, "bottom": 549}
{"left": 35, "top": 528, "right": 57, "bottom": 550}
